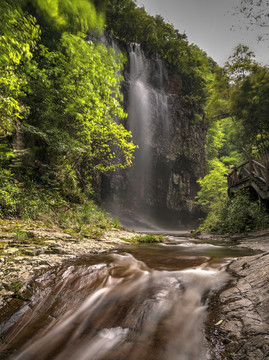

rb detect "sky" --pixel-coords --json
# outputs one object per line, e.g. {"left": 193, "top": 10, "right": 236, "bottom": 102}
{"left": 136, "top": 0, "right": 268, "bottom": 66}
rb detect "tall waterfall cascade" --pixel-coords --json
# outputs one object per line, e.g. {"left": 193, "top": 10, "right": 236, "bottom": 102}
{"left": 127, "top": 44, "right": 170, "bottom": 220}
{"left": 103, "top": 43, "right": 207, "bottom": 231}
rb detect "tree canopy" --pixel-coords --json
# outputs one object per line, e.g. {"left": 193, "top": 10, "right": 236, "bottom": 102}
{"left": 196, "top": 43, "right": 269, "bottom": 233}
{"left": 0, "top": 0, "right": 136, "bottom": 215}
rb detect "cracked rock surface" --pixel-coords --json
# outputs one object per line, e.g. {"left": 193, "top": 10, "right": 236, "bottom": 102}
{"left": 213, "top": 230, "right": 269, "bottom": 360}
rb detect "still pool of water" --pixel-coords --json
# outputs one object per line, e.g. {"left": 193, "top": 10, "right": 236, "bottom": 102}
{"left": 0, "top": 236, "right": 257, "bottom": 360}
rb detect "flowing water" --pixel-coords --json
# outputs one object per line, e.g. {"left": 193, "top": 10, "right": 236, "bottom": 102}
{"left": 0, "top": 235, "right": 256, "bottom": 360}
{"left": 106, "top": 44, "right": 170, "bottom": 228}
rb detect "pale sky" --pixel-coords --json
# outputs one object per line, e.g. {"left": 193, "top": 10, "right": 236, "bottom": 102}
{"left": 136, "top": 0, "right": 268, "bottom": 66}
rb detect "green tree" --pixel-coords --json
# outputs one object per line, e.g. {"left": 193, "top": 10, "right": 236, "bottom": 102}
{"left": 225, "top": 45, "right": 269, "bottom": 156}
{"left": 0, "top": 0, "right": 136, "bottom": 208}
{"left": 196, "top": 159, "right": 228, "bottom": 212}
{"left": 196, "top": 44, "right": 269, "bottom": 233}
{"left": 19, "top": 33, "right": 136, "bottom": 196}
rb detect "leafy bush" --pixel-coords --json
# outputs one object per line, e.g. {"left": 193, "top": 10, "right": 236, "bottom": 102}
{"left": 0, "top": 175, "right": 115, "bottom": 234}
{"left": 58, "top": 202, "right": 113, "bottom": 233}
{"left": 197, "top": 193, "right": 269, "bottom": 234}
{"left": 0, "top": 170, "right": 20, "bottom": 217}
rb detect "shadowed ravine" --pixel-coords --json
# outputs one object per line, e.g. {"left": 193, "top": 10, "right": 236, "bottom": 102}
{"left": 0, "top": 237, "right": 256, "bottom": 360}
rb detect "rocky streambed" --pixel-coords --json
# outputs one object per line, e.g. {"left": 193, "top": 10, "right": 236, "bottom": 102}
{"left": 0, "top": 220, "right": 136, "bottom": 307}
{"left": 0, "top": 220, "right": 269, "bottom": 359}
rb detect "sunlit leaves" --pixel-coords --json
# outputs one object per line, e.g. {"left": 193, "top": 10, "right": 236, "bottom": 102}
{"left": 30, "top": 0, "right": 105, "bottom": 34}
{"left": 55, "top": 33, "right": 136, "bottom": 170}
{"left": 0, "top": 0, "right": 136, "bottom": 203}
{"left": 0, "top": 2, "right": 40, "bottom": 136}
{"left": 23, "top": 31, "right": 135, "bottom": 177}
{"left": 196, "top": 159, "right": 228, "bottom": 210}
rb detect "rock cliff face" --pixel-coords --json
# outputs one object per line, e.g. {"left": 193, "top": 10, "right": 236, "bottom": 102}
{"left": 162, "top": 92, "right": 207, "bottom": 219}
{"left": 102, "top": 44, "right": 207, "bottom": 229}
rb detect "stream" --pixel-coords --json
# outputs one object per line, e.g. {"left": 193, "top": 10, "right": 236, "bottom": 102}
{"left": 0, "top": 235, "right": 256, "bottom": 360}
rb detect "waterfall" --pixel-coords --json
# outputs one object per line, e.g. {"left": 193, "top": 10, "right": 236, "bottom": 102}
{"left": 127, "top": 44, "right": 153, "bottom": 209}
{"left": 105, "top": 44, "right": 170, "bottom": 230}
{"left": 127, "top": 44, "right": 169, "bottom": 146}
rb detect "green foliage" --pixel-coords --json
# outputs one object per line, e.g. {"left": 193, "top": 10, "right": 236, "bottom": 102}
{"left": 0, "top": 169, "right": 21, "bottom": 217}
{"left": 225, "top": 44, "right": 256, "bottom": 82}
{"left": 205, "top": 66, "right": 230, "bottom": 123}
{"left": 0, "top": 1, "right": 40, "bottom": 137}
{"left": 228, "top": 62, "right": 269, "bottom": 155}
{"left": 196, "top": 159, "right": 228, "bottom": 211}
{"left": 8, "top": 281, "right": 24, "bottom": 297}
{"left": 135, "top": 234, "right": 164, "bottom": 243}
{"left": 26, "top": 0, "right": 105, "bottom": 35}
{"left": 0, "top": 178, "right": 115, "bottom": 234}
{"left": 198, "top": 193, "right": 269, "bottom": 234}
{"left": 218, "top": 118, "right": 244, "bottom": 165}
{"left": 219, "top": 45, "right": 269, "bottom": 157}
{"left": 196, "top": 117, "right": 244, "bottom": 233}
{"left": 205, "top": 117, "right": 243, "bottom": 165}
{"left": 57, "top": 201, "right": 113, "bottom": 234}
{"left": 0, "top": 0, "right": 136, "bottom": 213}
{"left": 205, "top": 120, "right": 225, "bottom": 161}
{"left": 14, "top": 230, "right": 28, "bottom": 241}
{"left": 197, "top": 44, "right": 269, "bottom": 235}
{"left": 123, "top": 234, "right": 165, "bottom": 243}
{"left": 57, "top": 33, "right": 135, "bottom": 171}
{"left": 203, "top": 45, "right": 269, "bottom": 160}
{"left": 0, "top": 2, "right": 123, "bottom": 229}
{"left": 24, "top": 32, "right": 136, "bottom": 183}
